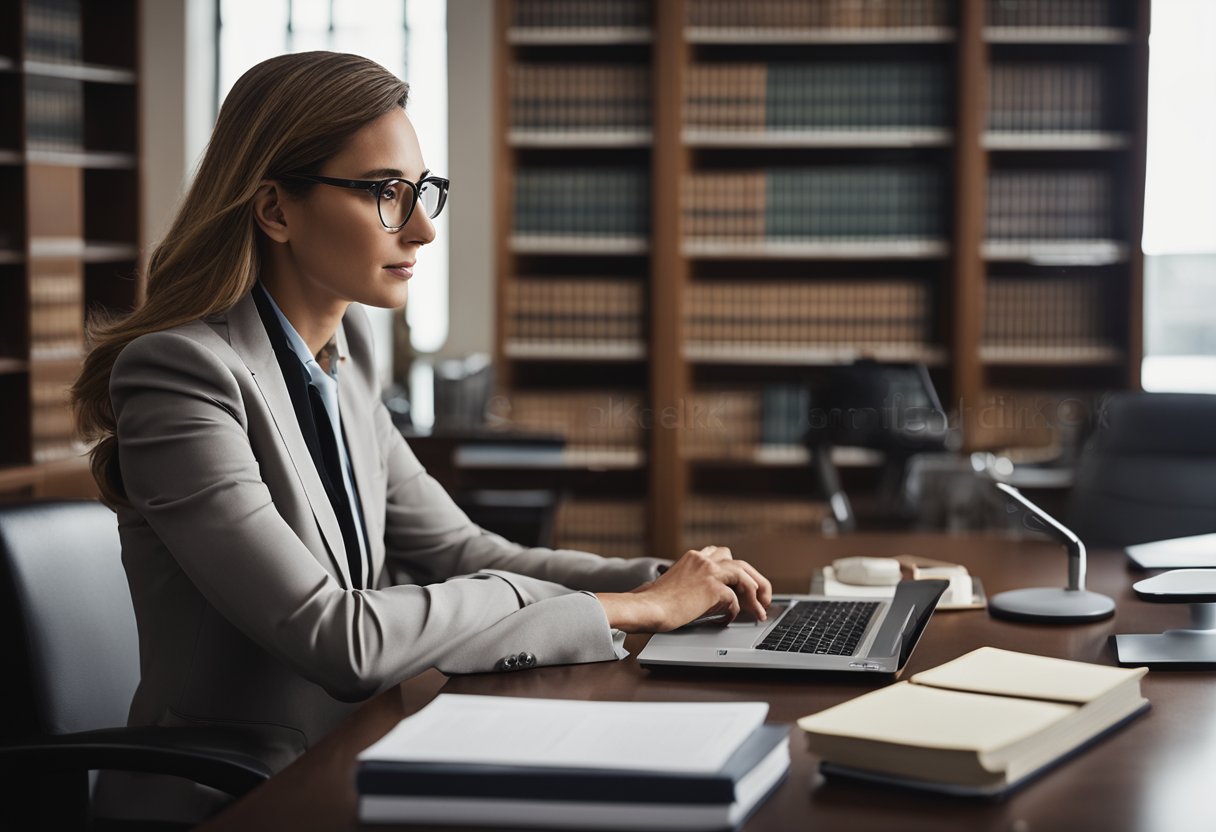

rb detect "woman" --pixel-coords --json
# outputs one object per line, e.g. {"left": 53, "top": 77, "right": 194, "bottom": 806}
{"left": 72, "top": 52, "right": 772, "bottom": 820}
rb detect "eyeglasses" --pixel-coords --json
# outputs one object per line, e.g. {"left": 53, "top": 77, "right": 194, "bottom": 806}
{"left": 279, "top": 170, "right": 450, "bottom": 231}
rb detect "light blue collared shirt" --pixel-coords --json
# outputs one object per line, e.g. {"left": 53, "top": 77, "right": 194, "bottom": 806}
{"left": 260, "top": 287, "right": 370, "bottom": 579}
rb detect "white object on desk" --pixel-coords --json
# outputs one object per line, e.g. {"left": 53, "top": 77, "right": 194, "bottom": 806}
{"left": 1125, "top": 533, "right": 1216, "bottom": 570}
{"left": 832, "top": 556, "right": 901, "bottom": 586}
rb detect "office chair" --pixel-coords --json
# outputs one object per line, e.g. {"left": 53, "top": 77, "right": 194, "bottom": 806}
{"left": 1069, "top": 392, "right": 1216, "bottom": 548}
{"left": 0, "top": 501, "right": 271, "bottom": 830}
{"left": 804, "top": 361, "right": 952, "bottom": 531}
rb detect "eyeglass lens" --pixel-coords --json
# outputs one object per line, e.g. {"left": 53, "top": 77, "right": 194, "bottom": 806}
{"left": 378, "top": 179, "right": 447, "bottom": 229}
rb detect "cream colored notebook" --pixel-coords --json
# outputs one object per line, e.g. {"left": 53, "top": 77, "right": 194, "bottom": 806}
{"left": 797, "top": 647, "right": 1149, "bottom": 794}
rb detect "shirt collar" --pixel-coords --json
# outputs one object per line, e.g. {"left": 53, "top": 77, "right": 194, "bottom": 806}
{"left": 256, "top": 282, "right": 347, "bottom": 376}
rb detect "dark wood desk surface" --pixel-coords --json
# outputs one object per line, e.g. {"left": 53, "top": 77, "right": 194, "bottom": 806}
{"left": 198, "top": 533, "right": 1216, "bottom": 832}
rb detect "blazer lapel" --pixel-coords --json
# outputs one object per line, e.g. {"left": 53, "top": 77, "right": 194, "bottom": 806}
{"left": 222, "top": 291, "right": 353, "bottom": 589}
{"left": 334, "top": 321, "right": 386, "bottom": 583}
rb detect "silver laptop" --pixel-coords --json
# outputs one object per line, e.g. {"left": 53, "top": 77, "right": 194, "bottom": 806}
{"left": 638, "top": 579, "right": 947, "bottom": 675}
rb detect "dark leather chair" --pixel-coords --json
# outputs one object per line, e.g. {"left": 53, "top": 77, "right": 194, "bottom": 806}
{"left": 0, "top": 500, "right": 270, "bottom": 830}
{"left": 1069, "top": 392, "right": 1216, "bottom": 548}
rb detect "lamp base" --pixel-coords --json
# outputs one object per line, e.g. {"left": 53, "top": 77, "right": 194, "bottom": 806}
{"left": 988, "top": 587, "right": 1116, "bottom": 623}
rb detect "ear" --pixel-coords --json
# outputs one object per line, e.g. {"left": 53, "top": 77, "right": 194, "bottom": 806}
{"left": 252, "top": 181, "right": 291, "bottom": 243}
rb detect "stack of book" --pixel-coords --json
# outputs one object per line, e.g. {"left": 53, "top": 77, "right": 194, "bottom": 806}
{"left": 511, "top": 65, "right": 650, "bottom": 135}
{"left": 24, "top": 0, "right": 82, "bottom": 64}
{"left": 514, "top": 168, "right": 649, "bottom": 241}
{"left": 357, "top": 695, "right": 790, "bottom": 830}
{"left": 986, "top": 170, "right": 1113, "bottom": 241}
{"left": 504, "top": 390, "right": 646, "bottom": 465}
{"left": 685, "top": 279, "right": 932, "bottom": 356}
{"left": 989, "top": 63, "right": 1107, "bottom": 134}
{"left": 685, "top": 63, "right": 949, "bottom": 132}
{"left": 686, "top": 0, "right": 952, "bottom": 30}
{"left": 685, "top": 496, "right": 829, "bottom": 550}
{"left": 798, "top": 647, "right": 1149, "bottom": 795}
{"left": 505, "top": 277, "right": 644, "bottom": 357}
{"left": 29, "top": 271, "right": 83, "bottom": 360}
{"left": 553, "top": 498, "right": 647, "bottom": 558}
{"left": 512, "top": 0, "right": 652, "bottom": 30}
{"left": 683, "top": 167, "right": 945, "bottom": 242}
{"left": 986, "top": 0, "right": 1117, "bottom": 28}
{"left": 32, "top": 376, "right": 79, "bottom": 464}
{"left": 983, "top": 275, "right": 1116, "bottom": 361}
{"left": 25, "top": 75, "right": 84, "bottom": 152}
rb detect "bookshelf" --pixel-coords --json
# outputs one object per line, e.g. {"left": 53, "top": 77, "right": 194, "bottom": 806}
{"left": 0, "top": 0, "right": 142, "bottom": 500}
{"left": 490, "top": 0, "right": 1147, "bottom": 558}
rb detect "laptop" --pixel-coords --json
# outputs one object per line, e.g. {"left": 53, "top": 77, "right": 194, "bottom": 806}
{"left": 637, "top": 579, "right": 948, "bottom": 675}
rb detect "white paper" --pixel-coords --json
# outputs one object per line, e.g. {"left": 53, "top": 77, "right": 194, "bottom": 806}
{"left": 359, "top": 694, "right": 769, "bottom": 775}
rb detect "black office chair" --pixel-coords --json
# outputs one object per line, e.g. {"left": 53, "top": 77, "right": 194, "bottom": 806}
{"left": 1069, "top": 392, "right": 1216, "bottom": 548}
{"left": 804, "top": 361, "right": 952, "bottom": 531}
{"left": 0, "top": 500, "right": 271, "bottom": 830}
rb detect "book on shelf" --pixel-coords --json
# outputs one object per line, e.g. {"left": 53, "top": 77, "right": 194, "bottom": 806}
{"left": 685, "top": 496, "right": 829, "bottom": 549}
{"left": 506, "top": 276, "right": 644, "bottom": 353}
{"left": 504, "top": 389, "right": 646, "bottom": 459}
{"left": 555, "top": 497, "right": 647, "bottom": 558}
{"left": 983, "top": 274, "right": 1115, "bottom": 359}
{"left": 512, "top": 0, "right": 652, "bottom": 31}
{"left": 24, "top": 74, "right": 84, "bottom": 152}
{"left": 357, "top": 694, "right": 790, "bottom": 830}
{"left": 511, "top": 64, "right": 650, "bottom": 134}
{"left": 515, "top": 168, "right": 649, "bottom": 239}
{"left": 797, "top": 646, "right": 1149, "bottom": 796}
{"left": 24, "top": 0, "right": 82, "bottom": 65}
{"left": 685, "top": 62, "right": 949, "bottom": 133}
{"left": 989, "top": 63, "right": 1109, "bottom": 135}
{"left": 986, "top": 0, "right": 1119, "bottom": 29}
{"left": 986, "top": 170, "right": 1113, "bottom": 241}
{"left": 683, "top": 167, "right": 945, "bottom": 243}
{"left": 686, "top": 0, "right": 952, "bottom": 30}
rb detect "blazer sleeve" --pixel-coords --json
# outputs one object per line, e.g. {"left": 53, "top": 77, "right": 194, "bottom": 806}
{"left": 372, "top": 398, "right": 670, "bottom": 591}
{"left": 110, "top": 330, "right": 610, "bottom": 700}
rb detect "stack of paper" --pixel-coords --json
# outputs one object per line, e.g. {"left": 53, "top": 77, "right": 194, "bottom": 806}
{"left": 357, "top": 695, "right": 790, "bottom": 830}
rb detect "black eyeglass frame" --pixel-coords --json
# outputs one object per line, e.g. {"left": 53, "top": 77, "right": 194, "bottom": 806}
{"left": 278, "top": 170, "right": 450, "bottom": 231}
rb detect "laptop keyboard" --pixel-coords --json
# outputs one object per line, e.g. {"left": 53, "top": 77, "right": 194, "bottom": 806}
{"left": 755, "top": 601, "right": 880, "bottom": 656}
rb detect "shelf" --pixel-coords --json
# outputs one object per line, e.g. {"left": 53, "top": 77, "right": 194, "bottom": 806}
{"left": 685, "top": 445, "right": 884, "bottom": 469}
{"left": 685, "top": 342, "right": 948, "bottom": 367}
{"left": 22, "top": 60, "right": 137, "bottom": 84}
{"left": 983, "top": 27, "right": 1133, "bottom": 45}
{"left": 983, "top": 132, "right": 1129, "bottom": 151}
{"left": 683, "top": 239, "right": 949, "bottom": 260}
{"left": 0, "top": 149, "right": 22, "bottom": 164}
{"left": 683, "top": 128, "right": 952, "bottom": 148}
{"left": 0, "top": 248, "right": 24, "bottom": 265}
{"left": 454, "top": 446, "right": 645, "bottom": 470}
{"left": 510, "top": 235, "right": 649, "bottom": 255}
{"left": 83, "top": 241, "right": 139, "bottom": 262}
{"left": 684, "top": 26, "right": 955, "bottom": 44}
{"left": 980, "top": 345, "right": 1124, "bottom": 366}
{"left": 508, "top": 130, "right": 652, "bottom": 148}
{"left": 0, "top": 455, "right": 91, "bottom": 494}
{"left": 25, "top": 150, "right": 137, "bottom": 169}
{"left": 507, "top": 27, "right": 652, "bottom": 45}
{"left": 504, "top": 340, "right": 646, "bottom": 361}
{"left": 982, "top": 240, "right": 1127, "bottom": 266}
{"left": 0, "top": 357, "right": 29, "bottom": 375}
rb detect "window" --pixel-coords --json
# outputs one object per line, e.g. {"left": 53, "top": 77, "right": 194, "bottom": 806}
{"left": 1141, "top": 0, "right": 1216, "bottom": 392}
{"left": 217, "top": 0, "right": 449, "bottom": 384}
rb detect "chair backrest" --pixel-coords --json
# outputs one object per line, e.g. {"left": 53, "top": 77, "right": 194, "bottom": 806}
{"left": 0, "top": 500, "right": 139, "bottom": 738}
{"left": 1069, "top": 392, "right": 1216, "bottom": 548}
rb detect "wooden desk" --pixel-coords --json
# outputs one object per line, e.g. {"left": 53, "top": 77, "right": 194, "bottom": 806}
{"left": 198, "top": 533, "right": 1216, "bottom": 832}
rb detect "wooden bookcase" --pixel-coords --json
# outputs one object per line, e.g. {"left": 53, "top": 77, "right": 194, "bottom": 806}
{"left": 490, "top": 0, "right": 1148, "bottom": 558}
{"left": 0, "top": 0, "right": 142, "bottom": 500}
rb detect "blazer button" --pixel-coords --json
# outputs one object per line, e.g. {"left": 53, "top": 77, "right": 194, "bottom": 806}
{"left": 521, "top": 652, "right": 536, "bottom": 667}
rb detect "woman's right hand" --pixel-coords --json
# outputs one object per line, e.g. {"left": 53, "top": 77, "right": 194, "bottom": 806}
{"left": 596, "top": 545, "right": 773, "bottom": 633}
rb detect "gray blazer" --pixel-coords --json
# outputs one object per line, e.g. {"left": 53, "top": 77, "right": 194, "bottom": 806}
{"left": 104, "top": 288, "right": 665, "bottom": 802}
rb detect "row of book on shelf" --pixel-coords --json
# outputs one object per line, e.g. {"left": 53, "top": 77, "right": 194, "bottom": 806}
{"left": 29, "top": 272, "right": 83, "bottom": 359}
{"left": 508, "top": 0, "right": 1122, "bottom": 32}
{"left": 31, "top": 376, "right": 80, "bottom": 464}
{"left": 23, "top": 0, "right": 83, "bottom": 65}
{"left": 982, "top": 275, "right": 1114, "bottom": 356}
{"left": 506, "top": 278, "right": 644, "bottom": 345}
{"left": 511, "top": 166, "right": 1116, "bottom": 244}
{"left": 687, "top": 0, "right": 951, "bottom": 29}
{"left": 24, "top": 75, "right": 85, "bottom": 153}
{"left": 509, "top": 61, "right": 1119, "bottom": 137}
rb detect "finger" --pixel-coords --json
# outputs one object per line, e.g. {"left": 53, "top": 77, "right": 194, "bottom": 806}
{"left": 730, "top": 570, "right": 766, "bottom": 621}
{"left": 735, "top": 560, "right": 774, "bottom": 608}
{"left": 718, "top": 585, "right": 741, "bottom": 624}
{"left": 700, "top": 545, "right": 734, "bottom": 562}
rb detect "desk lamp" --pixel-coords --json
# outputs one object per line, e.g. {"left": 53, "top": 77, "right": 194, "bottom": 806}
{"left": 988, "top": 482, "right": 1116, "bottom": 622}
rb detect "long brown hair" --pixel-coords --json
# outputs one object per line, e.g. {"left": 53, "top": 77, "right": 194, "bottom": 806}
{"left": 72, "top": 52, "right": 408, "bottom": 506}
